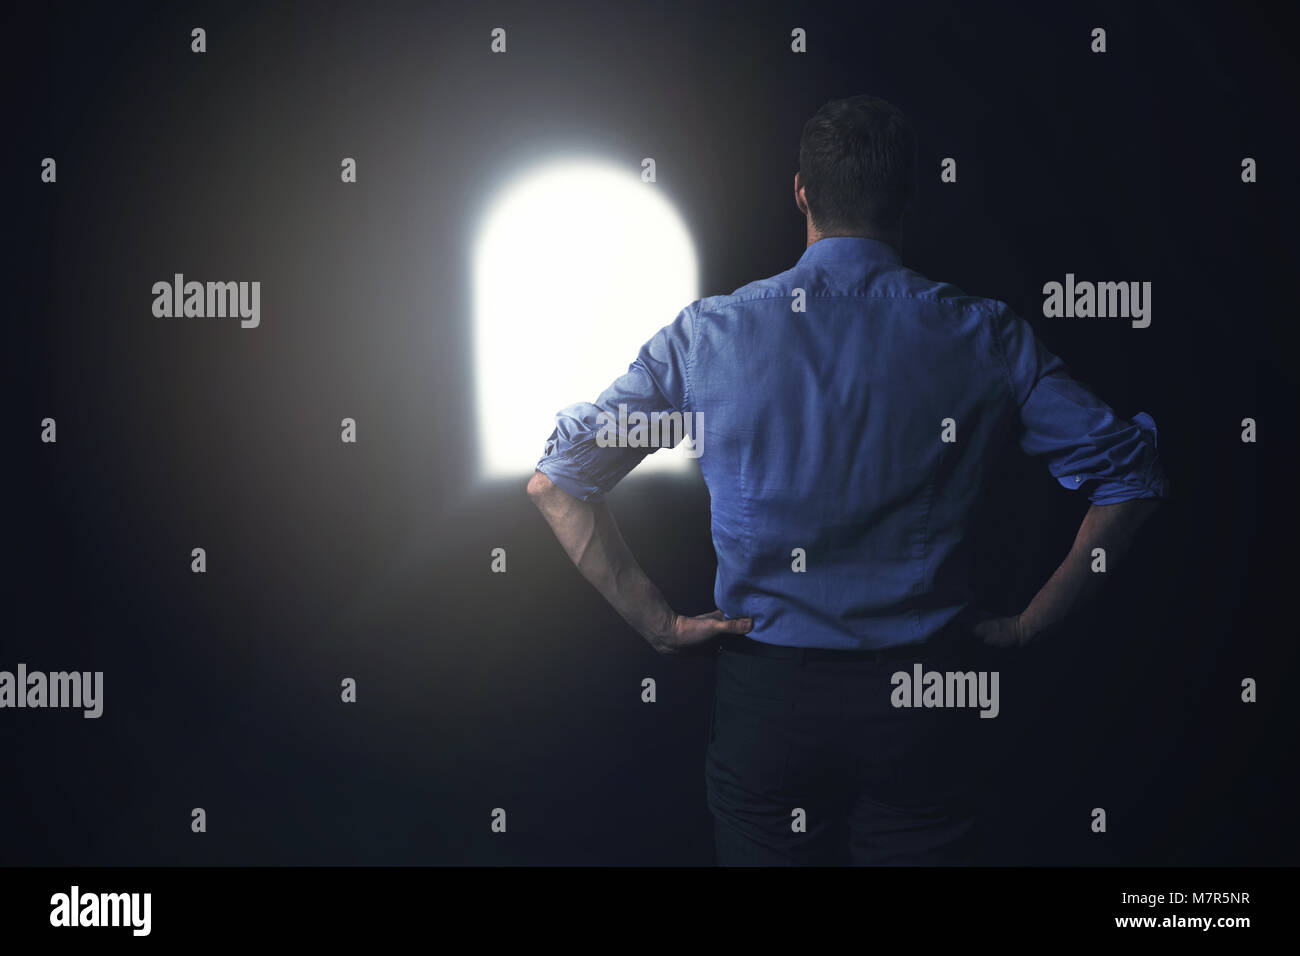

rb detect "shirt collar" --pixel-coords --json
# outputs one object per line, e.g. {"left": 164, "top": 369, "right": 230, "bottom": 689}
{"left": 796, "top": 235, "right": 902, "bottom": 266}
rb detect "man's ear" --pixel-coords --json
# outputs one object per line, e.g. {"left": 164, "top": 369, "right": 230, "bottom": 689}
{"left": 794, "top": 171, "right": 808, "bottom": 216}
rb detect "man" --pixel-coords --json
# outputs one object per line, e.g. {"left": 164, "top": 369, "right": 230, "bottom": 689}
{"left": 526, "top": 94, "right": 1169, "bottom": 865}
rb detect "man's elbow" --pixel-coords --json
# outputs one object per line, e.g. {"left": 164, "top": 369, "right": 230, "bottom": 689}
{"left": 526, "top": 470, "right": 557, "bottom": 504}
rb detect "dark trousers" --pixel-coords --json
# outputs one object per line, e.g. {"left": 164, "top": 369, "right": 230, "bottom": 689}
{"left": 705, "top": 628, "right": 986, "bottom": 866}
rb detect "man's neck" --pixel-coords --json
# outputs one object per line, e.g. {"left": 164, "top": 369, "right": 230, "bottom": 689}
{"left": 806, "top": 228, "right": 900, "bottom": 251}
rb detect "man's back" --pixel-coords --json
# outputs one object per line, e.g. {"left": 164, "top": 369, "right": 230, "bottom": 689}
{"left": 694, "top": 235, "right": 1009, "bottom": 648}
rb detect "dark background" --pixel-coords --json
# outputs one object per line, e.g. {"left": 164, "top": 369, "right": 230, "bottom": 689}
{"left": 3, "top": 0, "right": 1296, "bottom": 865}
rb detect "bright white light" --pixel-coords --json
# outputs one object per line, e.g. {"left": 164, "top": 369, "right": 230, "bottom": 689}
{"left": 473, "top": 157, "right": 699, "bottom": 480}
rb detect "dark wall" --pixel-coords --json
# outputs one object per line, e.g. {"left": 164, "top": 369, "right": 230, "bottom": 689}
{"left": 5, "top": 0, "right": 1296, "bottom": 864}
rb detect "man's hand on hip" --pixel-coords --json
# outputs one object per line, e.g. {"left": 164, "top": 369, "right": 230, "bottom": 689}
{"left": 955, "top": 606, "right": 1030, "bottom": 649}
{"left": 652, "top": 609, "right": 754, "bottom": 656}
{"left": 971, "top": 613, "right": 1027, "bottom": 648}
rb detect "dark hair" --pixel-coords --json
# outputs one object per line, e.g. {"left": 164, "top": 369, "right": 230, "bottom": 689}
{"left": 798, "top": 94, "right": 918, "bottom": 235}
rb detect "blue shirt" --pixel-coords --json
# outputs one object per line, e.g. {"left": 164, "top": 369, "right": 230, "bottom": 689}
{"left": 536, "top": 236, "right": 1170, "bottom": 650}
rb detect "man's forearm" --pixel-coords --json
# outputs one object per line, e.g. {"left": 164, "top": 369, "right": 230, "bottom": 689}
{"left": 1019, "top": 497, "right": 1163, "bottom": 641}
{"left": 526, "top": 471, "right": 676, "bottom": 646}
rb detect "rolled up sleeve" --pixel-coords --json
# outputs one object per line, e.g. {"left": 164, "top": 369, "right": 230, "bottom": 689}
{"left": 990, "top": 301, "right": 1170, "bottom": 504}
{"left": 534, "top": 304, "right": 695, "bottom": 501}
